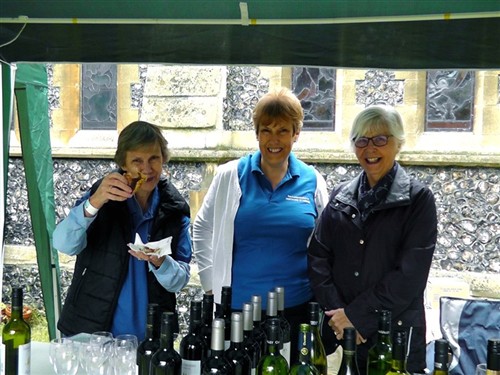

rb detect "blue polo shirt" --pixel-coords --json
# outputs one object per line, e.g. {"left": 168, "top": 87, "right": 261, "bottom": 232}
{"left": 231, "top": 151, "right": 319, "bottom": 310}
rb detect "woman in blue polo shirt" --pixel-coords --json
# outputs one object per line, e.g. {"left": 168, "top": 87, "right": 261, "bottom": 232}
{"left": 193, "top": 88, "right": 328, "bottom": 364}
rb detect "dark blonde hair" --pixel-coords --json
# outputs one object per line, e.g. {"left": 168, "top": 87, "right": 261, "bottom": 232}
{"left": 252, "top": 88, "right": 304, "bottom": 135}
{"left": 114, "top": 121, "right": 170, "bottom": 167}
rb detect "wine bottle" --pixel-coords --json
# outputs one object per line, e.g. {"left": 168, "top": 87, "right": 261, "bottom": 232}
{"left": 2, "top": 286, "right": 31, "bottom": 375}
{"left": 242, "top": 302, "right": 261, "bottom": 374}
{"left": 202, "top": 318, "right": 233, "bottom": 375}
{"left": 137, "top": 303, "right": 161, "bottom": 375}
{"left": 201, "top": 293, "right": 214, "bottom": 356}
{"left": 308, "top": 302, "right": 328, "bottom": 375}
{"left": 274, "top": 287, "right": 291, "bottom": 366}
{"left": 289, "top": 323, "right": 320, "bottom": 375}
{"left": 150, "top": 311, "right": 182, "bottom": 375}
{"left": 180, "top": 300, "right": 208, "bottom": 375}
{"left": 386, "top": 330, "right": 410, "bottom": 375}
{"left": 366, "top": 310, "right": 392, "bottom": 375}
{"left": 251, "top": 295, "right": 267, "bottom": 357}
{"left": 338, "top": 327, "right": 360, "bottom": 375}
{"left": 264, "top": 291, "right": 281, "bottom": 357}
{"left": 216, "top": 286, "right": 232, "bottom": 350}
{"left": 225, "top": 312, "right": 252, "bottom": 375}
{"left": 487, "top": 338, "right": 500, "bottom": 375}
{"left": 432, "top": 338, "right": 449, "bottom": 375}
{"left": 257, "top": 318, "right": 288, "bottom": 375}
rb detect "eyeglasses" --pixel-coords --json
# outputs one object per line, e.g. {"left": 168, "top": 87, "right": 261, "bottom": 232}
{"left": 353, "top": 135, "right": 393, "bottom": 148}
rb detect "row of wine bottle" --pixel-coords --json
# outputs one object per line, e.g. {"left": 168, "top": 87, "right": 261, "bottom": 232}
{"left": 364, "top": 309, "right": 500, "bottom": 375}
{"left": 137, "top": 286, "right": 329, "bottom": 375}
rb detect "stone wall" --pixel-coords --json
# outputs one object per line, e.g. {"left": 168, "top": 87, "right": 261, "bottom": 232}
{"left": 3, "top": 158, "right": 499, "bottom": 312}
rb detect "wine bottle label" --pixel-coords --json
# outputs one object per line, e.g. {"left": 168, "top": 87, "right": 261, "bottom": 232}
{"left": 18, "top": 343, "right": 30, "bottom": 375}
{"left": 281, "top": 342, "right": 291, "bottom": 366}
{"left": 1, "top": 343, "right": 4, "bottom": 375}
{"left": 1, "top": 342, "right": 31, "bottom": 375}
{"left": 181, "top": 358, "right": 201, "bottom": 375}
{"left": 251, "top": 369, "right": 256, "bottom": 375}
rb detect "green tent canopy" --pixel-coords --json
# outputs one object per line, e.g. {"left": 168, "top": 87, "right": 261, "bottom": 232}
{"left": 0, "top": 0, "right": 499, "bottom": 68}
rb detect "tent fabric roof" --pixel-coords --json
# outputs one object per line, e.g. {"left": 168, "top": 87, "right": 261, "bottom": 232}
{"left": 1, "top": 1, "right": 500, "bottom": 68}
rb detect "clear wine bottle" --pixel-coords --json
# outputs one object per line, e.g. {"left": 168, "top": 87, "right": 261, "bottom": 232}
{"left": 308, "top": 302, "right": 328, "bottom": 375}
{"left": 366, "top": 309, "right": 392, "bottom": 375}
{"left": 289, "top": 323, "right": 320, "bottom": 375}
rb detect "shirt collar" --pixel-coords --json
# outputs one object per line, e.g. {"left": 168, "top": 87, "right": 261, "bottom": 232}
{"left": 250, "top": 150, "right": 301, "bottom": 178}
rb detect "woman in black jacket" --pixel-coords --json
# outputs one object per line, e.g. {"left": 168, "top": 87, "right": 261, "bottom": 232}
{"left": 308, "top": 105, "right": 437, "bottom": 374}
{"left": 54, "top": 121, "right": 192, "bottom": 340}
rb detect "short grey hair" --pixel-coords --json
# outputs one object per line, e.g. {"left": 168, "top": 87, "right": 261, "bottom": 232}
{"left": 349, "top": 105, "right": 406, "bottom": 150}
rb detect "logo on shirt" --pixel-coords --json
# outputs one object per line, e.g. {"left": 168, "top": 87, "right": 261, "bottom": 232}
{"left": 286, "top": 195, "right": 311, "bottom": 204}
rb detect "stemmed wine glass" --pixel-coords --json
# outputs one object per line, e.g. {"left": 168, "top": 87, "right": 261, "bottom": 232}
{"left": 49, "top": 338, "right": 79, "bottom": 375}
{"left": 83, "top": 331, "right": 114, "bottom": 375}
{"left": 113, "top": 334, "right": 139, "bottom": 375}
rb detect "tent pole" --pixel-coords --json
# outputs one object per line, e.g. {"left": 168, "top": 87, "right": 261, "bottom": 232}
{"left": 1, "top": 10, "right": 499, "bottom": 26}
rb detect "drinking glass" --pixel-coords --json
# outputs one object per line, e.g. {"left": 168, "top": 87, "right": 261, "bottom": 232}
{"left": 49, "top": 338, "right": 79, "bottom": 375}
{"left": 83, "top": 331, "right": 114, "bottom": 375}
{"left": 475, "top": 363, "right": 487, "bottom": 375}
{"left": 113, "top": 334, "right": 139, "bottom": 375}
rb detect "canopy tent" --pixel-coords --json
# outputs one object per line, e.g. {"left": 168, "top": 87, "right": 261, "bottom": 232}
{"left": 0, "top": 0, "right": 499, "bottom": 68}
{"left": 0, "top": 0, "right": 499, "bottom": 341}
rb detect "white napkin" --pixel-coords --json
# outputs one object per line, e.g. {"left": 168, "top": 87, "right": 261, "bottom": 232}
{"left": 127, "top": 233, "right": 172, "bottom": 257}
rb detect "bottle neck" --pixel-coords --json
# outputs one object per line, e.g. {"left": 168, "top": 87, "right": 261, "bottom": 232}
{"left": 160, "top": 330, "right": 174, "bottom": 349}
{"left": 378, "top": 331, "right": 392, "bottom": 344}
{"left": 10, "top": 305, "right": 23, "bottom": 320}
{"left": 145, "top": 323, "right": 154, "bottom": 339}
{"left": 266, "top": 343, "right": 280, "bottom": 355}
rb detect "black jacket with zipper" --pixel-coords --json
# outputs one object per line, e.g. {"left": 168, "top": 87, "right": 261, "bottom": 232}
{"left": 308, "top": 164, "right": 437, "bottom": 372}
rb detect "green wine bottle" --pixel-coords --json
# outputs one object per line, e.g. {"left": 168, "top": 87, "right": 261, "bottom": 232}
{"left": 432, "top": 338, "right": 449, "bottom": 375}
{"left": 308, "top": 302, "right": 328, "bottom": 375}
{"left": 385, "top": 330, "right": 410, "bottom": 375}
{"left": 366, "top": 310, "right": 392, "bottom": 375}
{"left": 257, "top": 318, "right": 288, "bottom": 375}
{"left": 289, "top": 324, "right": 320, "bottom": 375}
{"left": 150, "top": 311, "right": 182, "bottom": 375}
{"left": 2, "top": 287, "right": 31, "bottom": 375}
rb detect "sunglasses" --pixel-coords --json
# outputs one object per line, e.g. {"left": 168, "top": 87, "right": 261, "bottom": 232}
{"left": 353, "top": 135, "right": 393, "bottom": 148}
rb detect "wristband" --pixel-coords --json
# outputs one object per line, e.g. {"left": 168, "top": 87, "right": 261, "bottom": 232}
{"left": 84, "top": 199, "right": 99, "bottom": 216}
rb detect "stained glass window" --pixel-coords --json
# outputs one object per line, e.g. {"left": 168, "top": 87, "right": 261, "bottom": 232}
{"left": 292, "top": 67, "right": 336, "bottom": 130}
{"left": 81, "top": 64, "right": 117, "bottom": 130}
{"left": 425, "top": 71, "right": 474, "bottom": 131}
